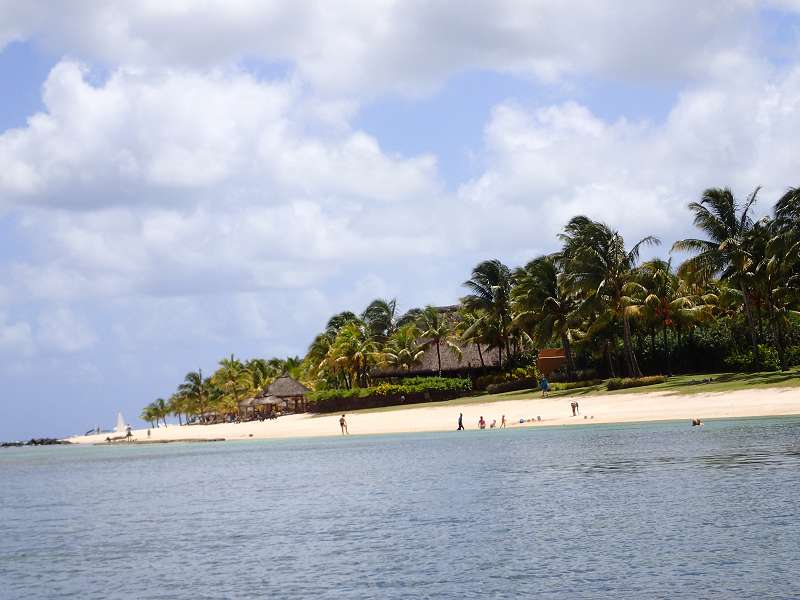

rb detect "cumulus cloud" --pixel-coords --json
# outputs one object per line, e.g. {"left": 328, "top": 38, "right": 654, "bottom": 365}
{"left": 0, "top": 1, "right": 782, "bottom": 95}
{"left": 458, "top": 63, "right": 800, "bottom": 251}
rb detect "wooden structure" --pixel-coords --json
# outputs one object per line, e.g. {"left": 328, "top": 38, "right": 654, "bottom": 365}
{"left": 262, "top": 375, "right": 310, "bottom": 413}
{"left": 537, "top": 348, "right": 566, "bottom": 377}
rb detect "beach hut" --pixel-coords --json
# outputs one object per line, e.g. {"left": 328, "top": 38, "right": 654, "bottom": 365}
{"left": 264, "top": 375, "right": 310, "bottom": 413}
{"left": 237, "top": 397, "right": 257, "bottom": 419}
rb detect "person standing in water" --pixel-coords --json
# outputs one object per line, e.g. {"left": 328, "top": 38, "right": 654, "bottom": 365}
{"left": 339, "top": 414, "right": 348, "bottom": 435}
{"left": 457, "top": 413, "right": 464, "bottom": 430}
{"left": 478, "top": 416, "right": 486, "bottom": 430}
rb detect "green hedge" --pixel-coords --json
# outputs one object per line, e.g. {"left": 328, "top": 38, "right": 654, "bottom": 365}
{"left": 486, "top": 377, "right": 605, "bottom": 395}
{"left": 308, "top": 377, "right": 472, "bottom": 412}
{"left": 607, "top": 375, "right": 667, "bottom": 390}
{"left": 551, "top": 379, "right": 604, "bottom": 391}
{"left": 486, "top": 377, "right": 539, "bottom": 394}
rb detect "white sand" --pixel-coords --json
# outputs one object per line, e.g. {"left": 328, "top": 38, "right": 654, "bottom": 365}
{"left": 66, "top": 386, "right": 800, "bottom": 444}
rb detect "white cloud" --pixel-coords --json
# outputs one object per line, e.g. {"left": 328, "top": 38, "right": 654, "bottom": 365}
{"left": 458, "top": 63, "right": 800, "bottom": 250}
{"left": 0, "top": 1, "right": 781, "bottom": 95}
{"left": 36, "top": 308, "right": 96, "bottom": 353}
{"left": 0, "top": 61, "right": 439, "bottom": 209}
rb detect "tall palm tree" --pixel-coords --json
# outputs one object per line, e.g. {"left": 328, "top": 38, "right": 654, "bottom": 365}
{"left": 673, "top": 187, "right": 761, "bottom": 364}
{"left": 455, "top": 307, "right": 487, "bottom": 368}
{"left": 362, "top": 298, "right": 399, "bottom": 342}
{"left": 418, "top": 306, "right": 460, "bottom": 377}
{"left": 212, "top": 355, "right": 252, "bottom": 414}
{"left": 512, "top": 255, "right": 578, "bottom": 380}
{"left": 382, "top": 324, "right": 426, "bottom": 371}
{"left": 152, "top": 398, "right": 169, "bottom": 427}
{"left": 140, "top": 403, "right": 158, "bottom": 428}
{"left": 560, "top": 216, "right": 660, "bottom": 378}
{"left": 327, "top": 322, "right": 377, "bottom": 388}
{"left": 178, "top": 369, "right": 209, "bottom": 422}
{"left": 462, "top": 259, "right": 514, "bottom": 366}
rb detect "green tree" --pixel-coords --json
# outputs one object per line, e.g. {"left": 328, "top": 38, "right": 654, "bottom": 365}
{"left": 211, "top": 355, "right": 252, "bottom": 414}
{"left": 673, "top": 187, "right": 761, "bottom": 365}
{"left": 383, "top": 324, "right": 426, "bottom": 371}
{"left": 462, "top": 259, "right": 513, "bottom": 367}
{"left": 512, "top": 255, "right": 578, "bottom": 380}
{"left": 418, "top": 306, "right": 460, "bottom": 376}
{"left": 560, "top": 216, "right": 660, "bottom": 378}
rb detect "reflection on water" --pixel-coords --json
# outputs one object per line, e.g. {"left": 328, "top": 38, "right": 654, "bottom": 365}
{"left": 2, "top": 417, "right": 800, "bottom": 599}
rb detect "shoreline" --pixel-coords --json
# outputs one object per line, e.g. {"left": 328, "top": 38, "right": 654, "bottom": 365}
{"left": 65, "top": 386, "right": 800, "bottom": 445}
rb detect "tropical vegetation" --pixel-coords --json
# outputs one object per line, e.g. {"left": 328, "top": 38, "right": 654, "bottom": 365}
{"left": 143, "top": 185, "right": 799, "bottom": 422}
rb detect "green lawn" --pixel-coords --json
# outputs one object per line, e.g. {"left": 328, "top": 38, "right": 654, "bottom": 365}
{"left": 333, "top": 367, "right": 800, "bottom": 416}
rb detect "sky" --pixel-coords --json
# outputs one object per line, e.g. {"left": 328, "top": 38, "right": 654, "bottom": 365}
{"left": 1, "top": 1, "right": 800, "bottom": 440}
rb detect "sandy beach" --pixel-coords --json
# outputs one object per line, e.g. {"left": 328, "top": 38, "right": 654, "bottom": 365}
{"left": 66, "top": 386, "right": 800, "bottom": 444}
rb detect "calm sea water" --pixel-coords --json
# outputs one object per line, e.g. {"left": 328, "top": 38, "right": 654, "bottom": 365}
{"left": 2, "top": 418, "right": 800, "bottom": 599}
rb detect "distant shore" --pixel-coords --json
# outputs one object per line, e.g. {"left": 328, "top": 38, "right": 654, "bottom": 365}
{"left": 65, "top": 386, "right": 800, "bottom": 444}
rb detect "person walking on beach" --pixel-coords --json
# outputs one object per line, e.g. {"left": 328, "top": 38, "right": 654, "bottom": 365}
{"left": 457, "top": 413, "right": 464, "bottom": 430}
{"left": 125, "top": 425, "right": 133, "bottom": 442}
{"left": 571, "top": 401, "right": 576, "bottom": 416}
{"left": 540, "top": 376, "right": 549, "bottom": 398}
{"left": 500, "top": 415, "right": 506, "bottom": 428}
{"left": 339, "top": 415, "right": 348, "bottom": 435}
{"left": 575, "top": 401, "right": 580, "bottom": 415}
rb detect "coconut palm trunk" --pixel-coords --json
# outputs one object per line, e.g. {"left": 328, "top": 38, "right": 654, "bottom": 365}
{"left": 435, "top": 340, "right": 442, "bottom": 377}
{"left": 622, "top": 314, "right": 642, "bottom": 378}
{"left": 739, "top": 282, "right": 760, "bottom": 368}
{"left": 560, "top": 333, "right": 576, "bottom": 381}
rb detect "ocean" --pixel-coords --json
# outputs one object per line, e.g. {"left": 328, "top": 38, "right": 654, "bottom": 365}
{"left": 2, "top": 417, "right": 800, "bottom": 599}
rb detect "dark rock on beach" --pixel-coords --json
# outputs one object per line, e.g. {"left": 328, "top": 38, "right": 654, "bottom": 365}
{"left": 1, "top": 438, "right": 72, "bottom": 447}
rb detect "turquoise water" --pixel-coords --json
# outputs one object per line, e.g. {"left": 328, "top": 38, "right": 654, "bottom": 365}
{"left": 2, "top": 418, "right": 800, "bottom": 599}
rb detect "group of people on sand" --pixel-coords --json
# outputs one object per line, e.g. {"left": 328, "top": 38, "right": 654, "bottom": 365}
{"left": 458, "top": 413, "right": 507, "bottom": 431}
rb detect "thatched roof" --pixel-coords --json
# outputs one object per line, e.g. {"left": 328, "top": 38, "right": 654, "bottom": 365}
{"left": 265, "top": 375, "right": 310, "bottom": 398}
{"left": 374, "top": 343, "right": 499, "bottom": 377}
{"left": 253, "top": 395, "right": 281, "bottom": 406}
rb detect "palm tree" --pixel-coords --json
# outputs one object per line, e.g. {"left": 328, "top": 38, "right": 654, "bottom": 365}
{"left": 417, "top": 306, "right": 460, "bottom": 376}
{"left": 560, "top": 216, "right": 660, "bottom": 378}
{"left": 327, "top": 322, "right": 377, "bottom": 388}
{"left": 454, "top": 307, "right": 487, "bottom": 368}
{"left": 382, "top": 324, "right": 426, "bottom": 371}
{"left": 512, "top": 255, "right": 578, "bottom": 380}
{"left": 673, "top": 187, "right": 761, "bottom": 364}
{"left": 152, "top": 398, "right": 169, "bottom": 427}
{"left": 362, "top": 298, "right": 400, "bottom": 342}
{"left": 140, "top": 403, "right": 158, "bottom": 428}
{"left": 212, "top": 355, "right": 252, "bottom": 414}
{"left": 462, "top": 259, "right": 513, "bottom": 367}
{"left": 178, "top": 369, "right": 209, "bottom": 422}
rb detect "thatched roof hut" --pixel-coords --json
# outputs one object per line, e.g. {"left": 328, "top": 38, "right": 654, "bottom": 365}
{"left": 254, "top": 375, "right": 310, "bottom": 413}
{"left": 374, "top": 342, "right": 499, "bottom": 378}
{"left": 266, "top": 375, "right": 310, "bottom": 398}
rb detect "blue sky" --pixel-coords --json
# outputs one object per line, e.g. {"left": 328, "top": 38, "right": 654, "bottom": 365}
{"left": 1, "top": 2, "right": 799, "bottom": 440}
